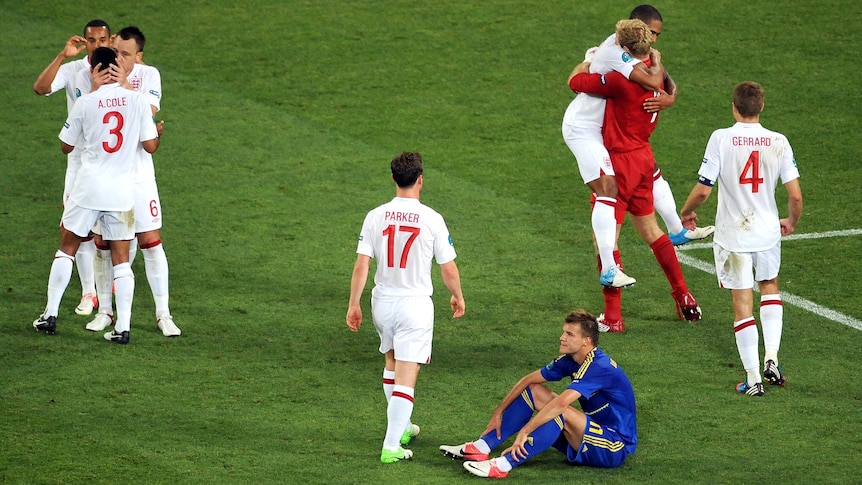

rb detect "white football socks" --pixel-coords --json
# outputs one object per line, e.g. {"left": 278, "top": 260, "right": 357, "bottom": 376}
{"left": 142, "top": 243, "right": 171, "bottom": 318}
{"left": 112, "top": 263, "right": 134, "bottom": 333}
{"left": 653, "top": 175, "right": 684, "bottom": 235}
{"left": 734, "top": 317, "right": 761, "bottom": 384}
{"left": 593, "top": 198, "right": 618, "bottom": 271}
{"left": 46, "top": 250, "right": 75, "bottom": 317}
{"left": 760, "top": 295, "right": 783, "bottom": 365}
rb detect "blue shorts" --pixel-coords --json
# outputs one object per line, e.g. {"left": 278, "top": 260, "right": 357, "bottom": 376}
{"left": 553, "top": 419, "right": 633, "bottom": 468}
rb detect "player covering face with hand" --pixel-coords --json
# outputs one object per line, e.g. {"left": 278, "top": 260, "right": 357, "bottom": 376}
{"left": 34, "top": 47, "right": 160, "bottom": 344}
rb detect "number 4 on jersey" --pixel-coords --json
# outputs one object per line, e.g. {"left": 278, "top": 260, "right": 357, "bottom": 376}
{"left": 383, "top": 225, "right": 420, "bottom": 268}
{"left": 739, "top": 150, "right": 764, "bottom": 193}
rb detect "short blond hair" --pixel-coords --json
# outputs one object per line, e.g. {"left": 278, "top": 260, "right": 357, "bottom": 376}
{"left": 615, "top": 19, "right": 653, "bottom": 58}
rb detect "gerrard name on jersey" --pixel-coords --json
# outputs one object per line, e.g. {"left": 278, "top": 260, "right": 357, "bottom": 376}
{"left": 384, "top": 211, "right": 420, "bottom": 223}
{"left": 731, "top": 136, "right": 772, "bottom": 147}
{"left": 98, "top": 97, "right": 128, "bottom": 109}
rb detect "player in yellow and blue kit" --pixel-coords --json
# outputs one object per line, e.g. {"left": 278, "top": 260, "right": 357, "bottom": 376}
{"left": 440, "top": 310, "right": 636, "bottom": 478}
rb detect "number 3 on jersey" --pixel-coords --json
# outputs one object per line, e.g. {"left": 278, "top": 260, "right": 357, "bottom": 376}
{"left": 383, "top": 224, "right": 420, "bottom": 268}
{"left": 102, "top": 111, "right": 125, "bottom": 153}
{"left": 739, "top": 150, "right": 764, "bottom": 193}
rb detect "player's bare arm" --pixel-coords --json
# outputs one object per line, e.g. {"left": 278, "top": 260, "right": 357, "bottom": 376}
{"left": 643, "top": 67, "right": 678, "bottom": 113}
{"left": 33, "top": 35, "right": 87, "bottom": 95}
{"left": 567, "top": 61, "right": 591, "bottom": 85}
{"left": 346, "top": 254, "right": 371, "bottom": 332}
{"left": 482, "top": 370, "right": 547, "bottom": 439}
{"left": 440, "top": 261, "right": 465, "bottom": 318}
{"left": 628, "top": 47, "right": 663, "bottom": 92}
{"left": 780, "top": 179, "right": 803, "bottom": 236}
{"left": 504, "top": 388, "right": 581, "bottom": 461}
{"left": 680, "top": 183, "right": 713, "bottom": 230}
{"left": 142, "top": 137, "right": 160, "bottom": 154}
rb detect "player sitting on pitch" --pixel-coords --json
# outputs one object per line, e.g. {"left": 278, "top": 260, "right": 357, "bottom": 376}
{"left": 439, "top": 310, "right": 636, "bottom": 478}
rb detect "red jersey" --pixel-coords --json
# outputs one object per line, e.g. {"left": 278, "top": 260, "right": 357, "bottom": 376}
{"left": 569, "top": 71, "right": 661, "bottom": 153}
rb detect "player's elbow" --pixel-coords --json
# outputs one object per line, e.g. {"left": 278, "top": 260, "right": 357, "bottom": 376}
{"left": 142, "top": 138, "right": 160, "bottom": 154}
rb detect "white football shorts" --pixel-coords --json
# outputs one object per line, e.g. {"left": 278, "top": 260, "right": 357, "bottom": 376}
{"left": 372, "top": 295, "right": 434, "bottom": 364}
{"left": 61, "top": 200, "right": 135, "bottom": 241}
{"left": 562, "top": 130, "right": 614, "bottom": 183}
{"left": 134, "top": 178, "right": 163, "bottom": 233}
{"left": 713, "top": 242, "right": 781, "bottom": 290}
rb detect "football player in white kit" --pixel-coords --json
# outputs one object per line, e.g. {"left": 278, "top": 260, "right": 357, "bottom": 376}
{"left": 78, "top": 26, "right": 181, "bottom": 338}
{"left": 33, "top": 20, "right": 112, "bottom": 317}
{"left": 680, "top": 81, "right": 802, "bottom": 397}
{"left": 347, "top": 152, "right": 466, "bottom": 464}
{"left": 34, "top": 47, "right": 160, "bottom": 344}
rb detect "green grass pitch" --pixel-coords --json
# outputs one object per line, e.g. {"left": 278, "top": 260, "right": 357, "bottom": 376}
{"left": 1, "top": 1, "right": 860, "bottom": 483}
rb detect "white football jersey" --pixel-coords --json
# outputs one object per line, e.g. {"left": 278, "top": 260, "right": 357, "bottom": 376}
{"left": 698, "top": 122, "right": 800, "bottom": 252}
{"left": 59, "top": 83, "right": 159, "bottom": 211}
{"left": 562, "top": 33, "right": 642, "bottom": 134}
{"left": 356, "top": 197, "right": 457, "bottom": 298}
{"left": 75, "top": 63, "right": 163, "bottom": 182}
{"left": 48, "top": 57, "right": 90, "bottom": 113}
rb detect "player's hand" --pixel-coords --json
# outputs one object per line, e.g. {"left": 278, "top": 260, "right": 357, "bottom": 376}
{"left": 649, "top": 47, "right": 662, "bottom": 66}
{"left": 113, "top": 57, "right": 130, "bottom": 87}
{"left": 450, "top": 295, "right": 465, "bottom": 318}
{"left": 61, "top": 35, "right": 87, "bottom": 59}
{"left": 681, "top": 212, "right": 699, "bottom": 231}
{"left": 346, "top": 305, "right": 362, "bottom": 332}
{"left": 643, "top": 88, "right": 676, "bottom": 113}
{"left": 155, "top": 120, "right": 165, "bottom": 138}
{"left": 779, "top": 218, "right": 796, "bottom": 236}
{"left": 501, "top": 430, "right": 530, "bottom": 462}
{"left": 90, "top": 63, "right": 112, "bottom": 89}
{"left": 481, "top": 411, "right": 504, "bottom": 440}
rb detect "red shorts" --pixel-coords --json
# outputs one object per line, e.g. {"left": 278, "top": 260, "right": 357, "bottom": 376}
{"left": 610, "top": 146, "right": 656, "bottom": 220}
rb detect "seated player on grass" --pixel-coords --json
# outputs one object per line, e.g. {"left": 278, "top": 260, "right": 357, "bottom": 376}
{"left": 439, "top": 310, "right": 636, "bottom": 478}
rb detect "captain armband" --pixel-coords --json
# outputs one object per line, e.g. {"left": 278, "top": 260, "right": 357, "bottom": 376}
{"left": 698, "top": 176, "right": 715, "bottom": 187}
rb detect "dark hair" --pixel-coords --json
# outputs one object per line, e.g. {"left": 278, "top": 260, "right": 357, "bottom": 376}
{"left": 91, "top": 47, "right": 118, "bottom": 72}
{"left": 733, "top": 81, "right": 764, "bottom": 118}
{"left": 84, "top": 19, "right": 110, "bottom": 36}
{"left": 565, "top": 309, "right": 600, "bottom": 346}
{"left": 116, "top": 26, "right": 146, "bottom": 52}
{"left": 391, "top": 152, "right": 424, "bottom": 188}
{"left": 629, "top": 4, "right": 663, "bottom": 23}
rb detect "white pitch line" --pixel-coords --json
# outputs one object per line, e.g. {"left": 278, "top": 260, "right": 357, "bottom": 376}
{"left": 675, "top": 230, "right": 862, "bottom": 331}
{"left": 676, "top": 228, "right": 862, "bottom": 252}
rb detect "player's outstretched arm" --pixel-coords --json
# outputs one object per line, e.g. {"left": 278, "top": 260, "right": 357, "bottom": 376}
{"left": 346, "top": 255, "right": 371, "bottom": 332}
{"left": 680, "top": 183, "right": 712, "bottom": 230}
{"left": 440, "top": 260, "right": 465, "bottom": 318}
{"left": 33, "top": 35, "right": 86, "bottom": 95}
